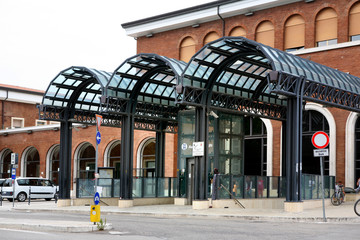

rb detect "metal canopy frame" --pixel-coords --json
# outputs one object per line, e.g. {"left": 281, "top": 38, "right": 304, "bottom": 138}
{"left": 176, "top": 37, "right": 360, "bottom": 116}
{"left": 103, "top": 53, "right": 187, "bottom": 133}
{"left": 39, "top": 66, "right": 118, "bottom": 126}
{"left": 38, "top": 37, "right": 360, "bottom": 203}
{"left": 174, "top": 36, "right": 360, "bottom": 203}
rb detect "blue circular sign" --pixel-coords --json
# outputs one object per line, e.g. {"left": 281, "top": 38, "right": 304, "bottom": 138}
{"left": 96, "top": 131, "right": 101, "bottom": 144}
{"left": 94, "top": 192, "right": 100, "bottom": 205}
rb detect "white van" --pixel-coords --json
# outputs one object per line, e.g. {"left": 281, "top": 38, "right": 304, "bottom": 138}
{"left": 1, "top": 177, "right": 57, "bottom": 202}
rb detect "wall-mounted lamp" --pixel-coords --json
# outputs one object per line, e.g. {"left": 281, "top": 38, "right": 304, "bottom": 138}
{"left": 146, "top": 33, "right": 153, "bottom": 38}
{"left": 192, "top": 24, "right": 200, "bottom": 28}
{"left": 27, "top": 130, "right": 33, "bottom": 134}
{"left": 208, "top": 111, "right": 219, "bottom": 119}
{"left": 278, "top": 94, "right": 287, "bottom": 100}
{"left": 53, "top": 127, "right": 59, "bottom": 131}
{"left": 3, "top": 133, "right": 8, "bottom": 136}
{"left": 245, "top": 11, "right": 254, "bottom": 16}
{"left": 304, "top": 0, "right": 315, "bottom": 3}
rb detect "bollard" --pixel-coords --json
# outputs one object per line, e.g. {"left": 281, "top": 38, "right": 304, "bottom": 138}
{"left": 55, "top": 192, "right": 58, "bottom": 204}
{"left": 28, "top": 186, "right": 31, "bottom": 205}
{"left": 0, "top": 186, "right": 2, "bottom": 207}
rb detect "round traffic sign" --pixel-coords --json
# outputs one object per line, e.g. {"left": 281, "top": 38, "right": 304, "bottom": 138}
{"left": 311, "top": 131, "right": 329, "bottom": 149}
{"left": 96, "top": 131, "right": 101, "bottom": 144}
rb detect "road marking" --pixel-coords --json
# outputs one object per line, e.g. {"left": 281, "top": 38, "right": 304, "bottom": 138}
{"left": 0, "top": 228, "right": 51, "bottom": 235}
{"left": 109, "top": 231, "right": 129, "bottom": 235}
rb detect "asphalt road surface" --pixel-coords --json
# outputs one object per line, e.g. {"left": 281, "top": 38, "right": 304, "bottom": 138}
{"left": 0, "top": 210, "right": 359, "bottom": 239}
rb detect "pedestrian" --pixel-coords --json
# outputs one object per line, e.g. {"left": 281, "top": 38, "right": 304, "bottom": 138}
{"left": 210, "top": 168, "right": 219, "bottom": 208}
{"left": 245, "top": 176, "right": 252, "bottom": 198}
{"left": 232, "top": 181, "right": 237, "bottom": 197}
{"left": 355, "top": 177, "right": 360, "bottom": 193}
{"left": 257, "top": 176, "right": 264, "bottom": 198}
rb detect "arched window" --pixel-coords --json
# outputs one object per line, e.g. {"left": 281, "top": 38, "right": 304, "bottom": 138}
{"left": 315, "top": 8, "right": 338, "bottom": 47}
{"left": 354, "top": 117, "right": 360, "bottom": 185}
{"left": 49, "top": 145, "right": 60, "bottom": 185}
{"left": 349, "top": 2, "right": 360, "bottom": 41}
{"left": 284, "top": 15, "right": 305, "bottom": 52}
{"left": 179, "top": 37, "right": 195, "bottom": 62}
{"left": 0, "top": 149, "right": 12, "bottom": 178}
{"left": 24, "top": 147, "right": 40, "bottom": 177}
{"left": 141, "top": 140, "right": 156, "bottom": 178}
{"left": 255, "top": 21, "right": 275, "bottom": 47}
{"left": 204, "top": 32, "right": 220, "bottom": 45}
{"left": 108, "top": 141, "right": 121, "bottom": 179}
{"left": 229, "top": 26, "right": 246, "bottom": 37}
{"left": 302, "top": 110, "right": 330, "bottom": 175}
{"left": 244, "top": 117, "right": 267, "bottom": 176}
{"left": 78, "top": 144, "right": 95, "bottom": 179}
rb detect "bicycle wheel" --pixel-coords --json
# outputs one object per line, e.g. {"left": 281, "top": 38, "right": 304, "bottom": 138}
{"left": 339, "top": 192, "right": 345, "bottom": 205}
{"left": 331, "top": 192, "right": 340, "bottom": 206}
{"left": 354, "top": 199, "right": 360, "bottom": 216}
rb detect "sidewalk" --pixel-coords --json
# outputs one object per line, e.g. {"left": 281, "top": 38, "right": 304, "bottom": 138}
{"left": 0, "top": 200, "right": 360, "bottom": 233}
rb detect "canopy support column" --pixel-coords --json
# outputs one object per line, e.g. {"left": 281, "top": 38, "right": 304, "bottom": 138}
{"left": 59, "top": 120, "right": 72, "bottom": 199}
{"left": 120, "top": 113, "right": 134, "bottom": 200}
{"left": 193, "top": 106, "right": 209, "bottom": 201}
{"left": 285, "top": 77, "right": 305, "bottom": 202}
{"left": 155, "top": 122, "right": 166, "bottom": 178}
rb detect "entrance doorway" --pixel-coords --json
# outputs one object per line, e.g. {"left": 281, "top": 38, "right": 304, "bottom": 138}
{"left": 187, "top": 158, "right": 195, "bottom": 205}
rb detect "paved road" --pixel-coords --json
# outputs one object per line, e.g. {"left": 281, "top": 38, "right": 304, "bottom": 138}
{"left": 0, "top": 208, "right": 359, "bottom": 239}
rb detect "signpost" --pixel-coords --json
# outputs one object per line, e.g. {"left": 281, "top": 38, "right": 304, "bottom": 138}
{"left": 92, "top": 114, "right": 102, "bottom": 224}
{"left": 312, "top": 131, "right": 329, "bottom": 222}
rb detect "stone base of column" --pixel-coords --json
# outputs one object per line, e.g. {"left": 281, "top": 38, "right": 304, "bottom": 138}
{"left": 118, "top": 199, "right": 134, "bottom": 208}
{"left": 174, "top": 198, "right": 187, "bottom": 205}
{"left": 192, "top": 200, "right": 209, "bottom": 210}
{"left": 57, "top": 199, "right": 72, "bottom": 207}
{"left": 284, "top": 201, "right": 304, "bottom": 213}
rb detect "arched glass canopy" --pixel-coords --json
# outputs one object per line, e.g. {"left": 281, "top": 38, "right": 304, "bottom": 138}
{"left": 176, "top": 37, "right": 360, "bottom": 120}
{"left": 103, "top": 53, "right": 187, "bottom": 132}
{"left": 39, "top": 66, "right": 118, "bottom": 126}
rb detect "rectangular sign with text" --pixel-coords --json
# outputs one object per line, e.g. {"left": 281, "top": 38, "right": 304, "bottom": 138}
{"left": 313, "top": 149, "right": 329, "bottom": 157}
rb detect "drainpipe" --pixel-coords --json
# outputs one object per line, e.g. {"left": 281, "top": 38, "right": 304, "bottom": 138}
{"left": 217, "top": 5, "right": 225, "bottom": 37}
{"left": 1, "top": 90, "right": 8, "bottom": 129}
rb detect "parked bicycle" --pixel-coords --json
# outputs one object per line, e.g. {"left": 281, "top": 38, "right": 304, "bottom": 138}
{"left": 331, "top": 181, "right": 345, "bottom": 206}
{"left": 354, "top": 198, "right": 360, "bottom": 216}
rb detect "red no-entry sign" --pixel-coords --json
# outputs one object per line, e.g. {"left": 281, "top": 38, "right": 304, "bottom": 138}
{"left": 312, "top": 131, "right": 329, "bottom": 149}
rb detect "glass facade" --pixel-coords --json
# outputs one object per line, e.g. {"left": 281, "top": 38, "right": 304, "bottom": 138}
{"left": 218, "top": 114, "right": 244, "bottom": 175}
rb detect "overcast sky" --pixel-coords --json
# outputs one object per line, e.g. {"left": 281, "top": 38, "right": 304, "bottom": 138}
{"left": 0, "top": 0, "right": 212, "bottom": 91}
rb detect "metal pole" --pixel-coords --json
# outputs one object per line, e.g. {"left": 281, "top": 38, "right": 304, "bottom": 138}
{"left": 12, "top": 179, "right": 15, "bottom": 208}
{"left": 95, "top": 123, "right": 98, "bottom": 195}
{"left": 0, "top": 186, "right": 2, "bottom": 206}
{"left": 28, "top": 186, "right": 31, "bottom": 205}
{"left": 320, "top": 156, "right": 327, "bottom": 222}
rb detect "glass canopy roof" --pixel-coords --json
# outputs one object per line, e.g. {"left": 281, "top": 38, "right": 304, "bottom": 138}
{"left": 39, "top": 66, "right": 117, "bottom": 125}
{"left": 177, "top": 37, "right": 360, "bottom": 117}
{"left": 39, "top": 37, "right": 360, "bottom": 128}
{"left": 104, "top": 54, "right": 187, "bottom": 127}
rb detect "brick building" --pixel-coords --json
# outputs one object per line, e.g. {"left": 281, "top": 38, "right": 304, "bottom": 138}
{"left": 122, "top": 0, "right": 360, "bottom": 189}
{"left": 1, "top": 0, "right": 360, "bottom": 205}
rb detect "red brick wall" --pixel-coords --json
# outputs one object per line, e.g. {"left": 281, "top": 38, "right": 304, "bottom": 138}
{"left": 1, "top": 101, "right": 39, "bottom": 129}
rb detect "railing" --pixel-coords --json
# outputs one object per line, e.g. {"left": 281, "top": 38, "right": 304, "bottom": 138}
{"left": 301, "top": 174, "right": 335, "bottom": 200}
{"left": 76, "top": 174, "right": 334, "bottom": 200}
{"left": 207, "top": 174, "right": 334, "bottom": 200}
{"left": 76, "top": 177, "right": 178, "bottom": 198}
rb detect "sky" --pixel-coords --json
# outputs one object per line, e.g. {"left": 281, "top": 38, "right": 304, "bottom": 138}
{"left": 0, "top": 0, "right": 212, "bottom": 91}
